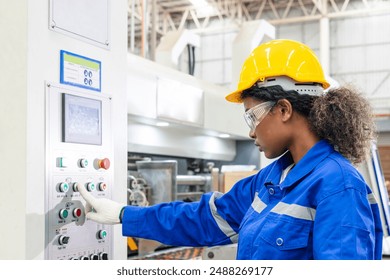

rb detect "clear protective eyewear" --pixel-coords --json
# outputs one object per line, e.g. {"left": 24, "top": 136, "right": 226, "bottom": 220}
{"left": 243, "top": 101, "right": 275, "bottom": 131}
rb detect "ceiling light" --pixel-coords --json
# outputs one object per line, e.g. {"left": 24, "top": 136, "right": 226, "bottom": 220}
{"left": 189, "top": 0, "right": 217, "bottom": 18}
{"left": 156, "top": 121, "right": 170, "bottom": 127}
{"left": 219, "top": 133, "right": 230, "bottom": 138}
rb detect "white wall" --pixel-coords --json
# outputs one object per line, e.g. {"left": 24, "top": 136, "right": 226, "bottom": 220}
{"left": 0, "top": 0, "right": 128, "bottom": 259}
{"left": 0, "top": 1, "right": 28, "bottom": 260}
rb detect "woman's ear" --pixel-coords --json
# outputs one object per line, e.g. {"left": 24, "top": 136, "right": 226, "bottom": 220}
{"left": 276, "top": 99, "right": 293, "bottom": 122}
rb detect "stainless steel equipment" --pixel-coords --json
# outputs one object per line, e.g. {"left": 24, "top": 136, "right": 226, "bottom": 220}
{"left": 126, "top": 159, "right": 218, "bottom": 258}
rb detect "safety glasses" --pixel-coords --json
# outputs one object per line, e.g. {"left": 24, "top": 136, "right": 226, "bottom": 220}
{"left": 243, "top": 101, "right": 275, "bottom": 131}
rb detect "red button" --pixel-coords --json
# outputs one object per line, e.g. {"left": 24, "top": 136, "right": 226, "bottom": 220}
{"left": 73, "top": 208, "right": 82, "bottom": 218}
{"left": 98, "top": 158, "right": 110, "bottom": 170}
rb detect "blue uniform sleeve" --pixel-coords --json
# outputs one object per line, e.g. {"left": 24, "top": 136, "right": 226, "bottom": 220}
{"left": 121, "top": 174, "right": 257, "bottom": 247}
{"left": 313, "top": 187, "right": 381, "bottom": 259}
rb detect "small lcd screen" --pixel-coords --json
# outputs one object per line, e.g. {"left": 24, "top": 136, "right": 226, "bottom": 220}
{"left": 62, "top": 93, "right": 102, "bottom": 145}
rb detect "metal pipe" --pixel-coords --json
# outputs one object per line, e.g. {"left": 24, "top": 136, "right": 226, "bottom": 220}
{"left": 176, "top": 175, "right": 208, "bottom": 185}
{"left": 151, "top": 0, "right": 157, "bottom": 61}
{"left": 130, "top": 0, "right": 135, "bottom": 52}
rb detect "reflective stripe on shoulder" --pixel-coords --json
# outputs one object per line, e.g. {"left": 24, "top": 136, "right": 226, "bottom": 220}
{"left": 367, "top": 192, "right": 378, "bottom": 205}
{"left": 209, "top": 192, "right": 238, "bottom": 243}
{"left": 271, "top": 202, "right": 316, "bottom": 221}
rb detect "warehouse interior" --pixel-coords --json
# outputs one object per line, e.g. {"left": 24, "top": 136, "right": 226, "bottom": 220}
{"left": 1, "top": 0, "right": 390, "bottom": 261}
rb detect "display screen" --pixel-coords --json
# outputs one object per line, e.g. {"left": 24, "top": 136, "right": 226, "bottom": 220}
{"left": 62, "top": 93, "right": 102, "bottom": 145}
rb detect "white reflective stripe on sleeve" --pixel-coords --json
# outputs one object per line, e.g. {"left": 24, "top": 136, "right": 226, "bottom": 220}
{"left": 367, "top": 192, "right": 378, "bottom": 205}
{"left": 209, "top": 192, "right": 239, "bottom": 243}
{"left": 252, "top": 193, "right": 267, "bottom": 214}
{"left": 271, "top": 202, "right": 316, "bottom": 221}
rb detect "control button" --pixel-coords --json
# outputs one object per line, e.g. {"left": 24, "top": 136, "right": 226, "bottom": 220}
{"left": 98, "top": 158, "right": 110, "bottom": 170}
{"left": 80, "top": 256, "right": 89, "bottom": 260}
{"left": 57, "top": 157, "right": 68, "bottom": 168}
{"left": 73, "top": 208, "right": 82, "bottom": 218}
{"left": 98, "top": 182, "right": 107, "bottom": 191}
{"left": 90, "top": 254, "right": 99, "bottom": 260}
{"left": 72, "top": 182, "right": 80, "bottom": 192}
{"left": 79, "top": 158, "right": 88, "bottom": 168}
{"left": 59, "top": 209, "right": 69, "bottom": 219}
{"left": 58, "top": 235, "right": 70, "bottom": 245}
{"left": 98, "top": 230, "right": 107, "bottom": 240}
{"left": 99, "top": 252, "right": 108, "bottom": 260}
{"left": 58, "top": 182, "right": 69, "bottom": 193}
{"left": 86, "top": 182, "right": 95, "bottom": 192}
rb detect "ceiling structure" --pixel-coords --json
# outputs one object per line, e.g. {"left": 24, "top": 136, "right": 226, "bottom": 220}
{"left": 128, "top": 0, "right": 390, "bottom": 54}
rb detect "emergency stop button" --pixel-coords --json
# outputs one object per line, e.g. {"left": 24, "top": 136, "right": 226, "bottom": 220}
{"left": 97, "top": 158, "right": 110, "bottom": 170}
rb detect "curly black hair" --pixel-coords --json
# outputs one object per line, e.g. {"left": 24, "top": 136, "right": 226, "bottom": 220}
{"left": 241, "top": 84, "right": 376, "bottom": 164}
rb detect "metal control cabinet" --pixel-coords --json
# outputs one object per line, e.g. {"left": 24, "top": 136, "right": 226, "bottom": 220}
{"left": 45, "top": 83, "right": 113, "bottom": 260}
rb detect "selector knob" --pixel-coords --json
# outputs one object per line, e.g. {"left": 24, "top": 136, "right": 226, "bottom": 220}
{"left": 79, "top": 158, "right": 88, "bottom": 168}
{"left": 90, "top": 254, "right": 99, "bottom": 260}
{"left": 58, "top": 182, "right": 69, "bottom": 193}
{"left": 86, "top": 182, "right": 95, "bottom": 192}
{"left": 98, "top": 230, "right": 107, "bottom": 240}
{"left": 59, "top": 209, "right": 69, "bottom": 219}
{"left": 98, "top": 182, "right": 107, "bottom": 191}
{"left": 99, "top": 252, "right": 108, "bottom": 260}
{"left": 58, "top": 235, "right": 70, "bottom": 245}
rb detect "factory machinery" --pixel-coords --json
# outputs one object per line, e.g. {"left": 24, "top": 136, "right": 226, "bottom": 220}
{"left": 125, "top": 158, "right": 219, "bottom": 259}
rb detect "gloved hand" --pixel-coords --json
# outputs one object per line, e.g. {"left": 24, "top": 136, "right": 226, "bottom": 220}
{"left": 78, "top": 184, "right": 126, "bottom": 225}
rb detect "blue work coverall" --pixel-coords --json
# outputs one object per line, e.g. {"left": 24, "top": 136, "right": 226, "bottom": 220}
{"left": 122, "top": 140, "right": 383, "bottom": 259}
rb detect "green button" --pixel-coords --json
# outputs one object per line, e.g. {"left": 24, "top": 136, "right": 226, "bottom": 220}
{"left": 59, "top": 209, "right": 69, "bottom": 219}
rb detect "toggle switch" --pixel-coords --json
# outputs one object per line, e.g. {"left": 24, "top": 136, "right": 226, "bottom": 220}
{"left": 58, "top": 235, "right": 70, "bottom": 245}
{"left": 57, "top": 157, "right": 68, "bottom": 168}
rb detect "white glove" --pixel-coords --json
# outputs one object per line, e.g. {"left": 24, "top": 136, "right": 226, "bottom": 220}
{"left": 78, "top": 184, "right": 125, "bottom": 225}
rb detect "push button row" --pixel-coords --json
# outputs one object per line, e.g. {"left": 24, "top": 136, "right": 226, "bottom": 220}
{"left": 58, "top": 207, "right": 83, "bottom": 219}
{"left": 57, "top": 181, "right": 108, "bottom": 193}
{"left": 70, "top": 252, "right": 108, "bottom": 260}
{"left": 57, "top": 157, "right": 111, "bottom": 170}
{"left": 57, "top": 230, "right": 107, "bottom": 246}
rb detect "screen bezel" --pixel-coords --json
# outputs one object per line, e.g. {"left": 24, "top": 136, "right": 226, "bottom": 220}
{"left": 62, "top": 93, "right": 102, "bottom": 145}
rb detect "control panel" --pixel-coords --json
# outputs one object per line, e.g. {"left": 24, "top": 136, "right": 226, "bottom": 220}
{"left": 45, "top": 83, "right": 113, "bottom": 260}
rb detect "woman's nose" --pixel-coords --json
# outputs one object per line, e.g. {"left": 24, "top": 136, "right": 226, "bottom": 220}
{"left": 249, "top": 129, "right": 256, "bottom": 139}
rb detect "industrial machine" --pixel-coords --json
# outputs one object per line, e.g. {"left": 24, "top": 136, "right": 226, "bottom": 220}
{"left": 44, "top": 83, "right": 114, "bottom": 260}
{"left": 126, "top": 159, "right": 218, "bottom": 258}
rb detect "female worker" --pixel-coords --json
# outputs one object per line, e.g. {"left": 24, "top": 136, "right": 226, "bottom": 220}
{"left": 78, "top": 39, "right": 383, "bottom": 259}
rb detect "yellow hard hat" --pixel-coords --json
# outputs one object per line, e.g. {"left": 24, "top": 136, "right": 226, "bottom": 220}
{"left": 225, "top": 39, "right": 330, "bottom": 103}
